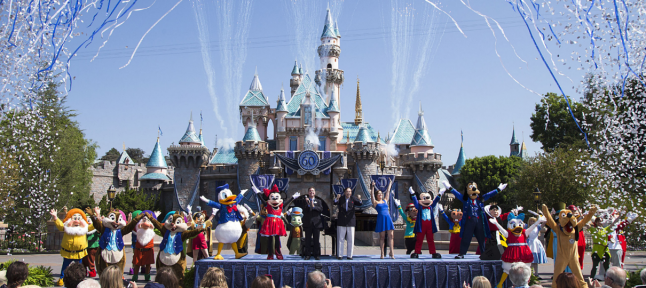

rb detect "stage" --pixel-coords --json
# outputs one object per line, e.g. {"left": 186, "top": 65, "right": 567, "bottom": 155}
{"left": 193, "top": 254, "right": 505, "bottom": 288}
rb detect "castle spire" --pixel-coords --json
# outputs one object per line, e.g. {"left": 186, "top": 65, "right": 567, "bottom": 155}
{"left": 355, "top": 77, "right": 363, "bottom": 125}
{"left": 321, "top": 8, "right": 337, "bottom": 39}
{"left": 452, "top": 131, "right": 466, "bottom": 175}
{"left": 291, "top": 60, "right": 299, "bottom": 75}
{"left": 411, "top": 102, "right": 432, "bottom": 146}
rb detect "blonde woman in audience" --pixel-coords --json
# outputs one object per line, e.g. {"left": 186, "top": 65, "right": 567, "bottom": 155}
{"left": 199, "top": 267, "right": 228, "bottom": 288}
{"left": 464, "top": 276, "right": 492, "bottom": 288}
{"left": 100, "top": 265, "right": 137, "bottom": 288}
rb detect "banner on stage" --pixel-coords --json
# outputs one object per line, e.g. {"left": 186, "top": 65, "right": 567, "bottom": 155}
{"left": 274, "top": 178, "right": 289, "bottom": 192}
{"left": 250, "top": 174, "right": 274, "bottom": 191}
{"left": 333, "top": 184, "right": 344, "bottom": 195}
{"left": 340, "top": 179, "right": 358, "bottom": 191}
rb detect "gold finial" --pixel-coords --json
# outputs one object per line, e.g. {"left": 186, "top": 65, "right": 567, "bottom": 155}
{"left": 355, "top": 77, "right": 363, "bottom": 125}
{"left": 123, "top": 142, "right": 125, "bottom": 152}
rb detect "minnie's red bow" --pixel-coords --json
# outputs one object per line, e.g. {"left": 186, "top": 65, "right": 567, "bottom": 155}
{"left": 263, "top": 184, "right": 280, "bottom": 198}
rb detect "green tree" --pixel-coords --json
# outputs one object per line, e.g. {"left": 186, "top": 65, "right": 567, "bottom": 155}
{"left": 456, "top": 155, "right": 523, "bottom": 211}
{"left": 126, "top": 147, "right": 148, "bottom": 164}
{"left": 101, "top": 148, "right": 120, "bottom": 162}
{"left": 530, "top": 92, "right": 588, "bottom": 151}
{"left": 99, "top": 184, "right": 158, "bottom": 214}
{"left": 512, "top": 148, "right": 591, "bottom": 213}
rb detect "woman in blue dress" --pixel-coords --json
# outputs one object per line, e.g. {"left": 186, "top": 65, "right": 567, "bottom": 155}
{"left": 370, "top": 178, "right": 394, "bottom": 259}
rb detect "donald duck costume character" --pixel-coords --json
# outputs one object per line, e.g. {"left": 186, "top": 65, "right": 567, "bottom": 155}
{"left": 199, "top": 183, "right": 249, "bottom": 260}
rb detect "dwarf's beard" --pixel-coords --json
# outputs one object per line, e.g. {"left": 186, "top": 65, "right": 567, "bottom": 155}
{"left": 64, "top": 220, "right": 89, "bottom": 236}
{"left": 136, "top": 228, "right": 155, "bottom": 246}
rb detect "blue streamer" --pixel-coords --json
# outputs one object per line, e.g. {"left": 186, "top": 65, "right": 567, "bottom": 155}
{"left": 514, "top": 0, "right": 590, "bottom": 146}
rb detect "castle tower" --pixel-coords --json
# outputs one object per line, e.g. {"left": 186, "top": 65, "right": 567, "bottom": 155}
{"left": 347, "top": 125, "right": 379, "bottom": 202}
{"left": 518, "top": 140, "right": 529, "bottom": 159}
{"left": 315, "top": 8, "right": 344, "bottom": 106}
{"left": 140, "top": 137, "right": 171, "bottom": 192}
{"left": 327, "top": 89, "right": 341, "bottom": 150}
{"left": 168, "top": 114, "right": 210, "bottom": 211}
{"left": 235, "top": 120, "right": 269, "bottom": 191}
{"left": 404, "top": 103, "right": 442, "bottom": 196}
{"left": 275, "top": 87, "right": 289, "bottom": 150}
{"left": 290, "top": 60, "right": 302, "bottom": 96}
{"left": 510, "top": 126, "right": 520, "bottom": 157}
{"left": 355, "top": 78, "right": 363, "bottom": 125}
{"left": 239, "top": 71, "right": 271, "bottom": 140}
{"left": 452, "top": 133, "right": 466, "bottom": 176}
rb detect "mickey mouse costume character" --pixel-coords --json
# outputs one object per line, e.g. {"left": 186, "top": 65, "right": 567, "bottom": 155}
{"left": 254, "top": 184, "right": 296, "bottom": 260}
{"left": 438, "top": 204, "right": 463, "bottom": 255}
{"left": 444, "top": 180, "right": 508, "bottom": 259}
{"left": 408, "top": 186, "right": 443, "bottom": 259}
{"left": 489, "top": 212, "right": 544, "bottom": 288}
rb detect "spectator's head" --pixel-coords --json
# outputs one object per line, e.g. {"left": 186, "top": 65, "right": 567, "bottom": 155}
{"left": 0, "top": 270, "right": 8, "bottom": 286}
{"left": 509, "top": 262, "right": 531, "bottom": 287}
{"left": 555, "top": 272, "right": 581, "bottom": 288}
{"left": 250, "top": 275, "right": 274, "bottom": 288}
{"left": 529, "top": 285, "right": 544, "bottom": 288}
{"left": 306, "top": 271, "right": 326, "bottom": 288}
{"left": 199, "top": 267, "right": 227, "bottom": 288}
{"left": 156, "top": 267, "right": 180, "bottom": 288}
{"left": 471, "top": 276, "right": 491, "bottom": 288}
{"left": 63, "top": 262, "right": 86, "bottom": 288}
{"left": 77, "top": 279, "right": 101, "bottom": 288}
{"left": 605, "top": 266, "right": 627, "bottom": 288}
{"left": 639, "top": 268, "right": 646, "bottom": 284}
{"left": 99, "top": 265, "right": 123, "bottom": 288}
{"left": 6, "top": 261, "right": 29, "bottom": 288}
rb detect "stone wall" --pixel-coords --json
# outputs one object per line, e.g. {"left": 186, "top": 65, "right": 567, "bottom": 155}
{"left": 90, "top": 161, "right": 147, "bottom": 203}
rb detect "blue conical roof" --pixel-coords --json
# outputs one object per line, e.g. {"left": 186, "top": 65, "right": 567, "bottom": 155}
{"left": 291, "top": 60, "right": 299, "bottom": 75}
{"left": 321, "top": 9, "right": 337, "bottom": 38}
{"left": 335, "top": 21, "right": 341, "bottom": 37}
{"left": 510, "top": 127, "right": 520, "bottom": 145}
{"left": 276, "top": 88, "right": 288, "bottom": 112}
{"left": 354, "top": 125, "right": 374, "bottom": 143}
{"left": 411, "top": 103, "right": 433, "bottom": 146}
{"left": 327, "top": 90, "right": 340, "bottom": 113}
{"left": 519, "top": 141, "right": 529, "bottom": 159}
{"left": 199, "top": 130, "right": 205, "bottom": 146}
{"left": 452, "top": 144, "right": 466, "bottom": 175}
{"left": 146, "top": 138, "right": 168, "bottom": 168}
{"left": 242, "top": 126, "right": 262, "bottom": 142}
{"left": 179, "top": 117, "right": 201, "bottom": 144}
{"left": 118, "top": 150, "right": 135, "bottom": 164}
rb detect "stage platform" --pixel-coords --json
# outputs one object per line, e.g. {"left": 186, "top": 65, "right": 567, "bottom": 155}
{"left": 193, "top": 254, "right": 505, "bottom": 288}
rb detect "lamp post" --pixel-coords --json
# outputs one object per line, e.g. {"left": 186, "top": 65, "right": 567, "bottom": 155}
{"left": 533, "top": 187, "right": 542, "bottom": 212}
{"left": 107, "top": 185, "right": 116, "bottom": 209}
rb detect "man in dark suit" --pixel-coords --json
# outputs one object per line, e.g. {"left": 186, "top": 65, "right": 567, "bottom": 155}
{"left": 300, "top": 187, "right": 324, "bottom": 260}
{"left": 334, "top": 187, "right": 363, "bottom": 260}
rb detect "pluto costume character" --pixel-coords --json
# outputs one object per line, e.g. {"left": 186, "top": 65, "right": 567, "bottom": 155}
{"left": 200, "top": 183, "right": 249, "bottom": 260}
{"left": 445, "top": 181, "right": 508, "bottom": 259}
{"left": 408, "top": 186, "right": 443, "bottom": 258}
{"left": 490, "top": 213, "right": 544, "bottom": 288}
{"left": 89, "top": 207, "right": 142, "bottom": 276}
{"left": 149, "top": 211, "right": 205, "bottom": 284}
{"left": 541, "top": 204, "right": 597, "bottom": 288}
{"left": 50, "top": 208, "right": 95, "bottom": 286}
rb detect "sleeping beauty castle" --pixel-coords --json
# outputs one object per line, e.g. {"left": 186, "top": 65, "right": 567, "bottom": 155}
{"left": 90, "top": 9, "right": 529, "bottom": 235}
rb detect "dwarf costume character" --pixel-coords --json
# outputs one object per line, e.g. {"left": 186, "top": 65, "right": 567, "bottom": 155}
{"left": 88, "top": 207, "right": 141, "bottom": 276}
{"left": 131, "top": 211, "right": 156, "bottom": 282}
{"left": 397, "top": 203, "right": 417, "bottom": 255}
{"left": 254, "top": 185, "right": 296, "bottom": 260}
{"left": 439, "top": 205, "right": 463, "bottom": 254}
{"left": 51, "top": 208, "right": 95, "bottom": 286}
{"left": 200, "top": 183, "right": 249, "bottom": 260}
{"left": 128, "top": 210, "right": 142, "bottom": 275}
{"left": 446, "top": 181, "right": 507, "bottom": 259}
{"left": 408, "top": 186, "right": 443, "bottom": 258}
{"left": 489, "top": 213, "right": 543, "bottom": 288}
{"left": 82, "top": 212, "right": 100, "bottom": 278}
{"left": 286, "top": 207, "right": 304, "bottom": 255}
{"left": 542, "top": 204, "right": 597, "bottom": 288}
{"left": 149, "top": 211, "right": 204, "bottom": 284}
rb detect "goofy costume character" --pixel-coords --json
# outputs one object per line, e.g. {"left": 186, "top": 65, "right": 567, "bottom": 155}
{"left": 444, "top": 181, "right": 508, "bottom": 259}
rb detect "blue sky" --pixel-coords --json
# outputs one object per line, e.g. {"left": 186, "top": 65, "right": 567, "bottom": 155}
{"left": 65, "top": 0, "right": 586, "bottom": 165}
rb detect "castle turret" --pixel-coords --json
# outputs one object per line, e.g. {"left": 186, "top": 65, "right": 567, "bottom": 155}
{"left": 355, "top": 78, "right": 363, "bottom": 125}
{"left": 235, "top": 121, "right": 269, "bottom": 191}
{"left": 403, "top": 103, "right": 442, "bottom": 197}
{"left": 240, "top": 71, "right": 271, "bottom": 140}
{"left": 347, "top": 126, "right": 380, "bottom": 203}
{"left": 327, "top": 89, "right": 341, "bottom": 150}
{"left": 168, "top": 114, "right": 210, "bottom": 211}
{"left": 452, "top": 135, "right": 466, "bottom": 176}
{"left": 518, "top": 140, "right": 529, "bottom": 159}
{"left": 410, "top": 102, "right": 434, "bottom": 155}
{"left": 315, "top": 8, "right": 344, "bottom": 105}
{"left": 140, "top": 137, "right": 171, "bottom": 192}
{"left": 290, "top": 60, "right": 302, "bottom": 96}
{"left": 510, "top": 126, "right": 520, "bottom": 157}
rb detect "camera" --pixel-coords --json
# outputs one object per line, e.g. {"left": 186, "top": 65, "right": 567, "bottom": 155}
{"left": 314, "top": 263, "right": 323, "bottom": 272}
{"left": 123, "top": 279, "right": 133, "bottom": 288}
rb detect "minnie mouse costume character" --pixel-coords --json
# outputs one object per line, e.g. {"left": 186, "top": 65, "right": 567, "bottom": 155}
{"left": 444, "top": 180, "right": 508, "bottom": 259}
{"left": 254, "top": 184, "right": 296, "bottom": 260}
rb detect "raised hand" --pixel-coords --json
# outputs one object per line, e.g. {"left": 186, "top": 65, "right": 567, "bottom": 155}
{"left": 335, "top": 193, "right": 342, "bottom": 200}
{"left": 626, "top": 212, "right": 638, "bottom": 223}
{"left": 497, "top": 183, "right": 508, "bottom": 191}
{"left": 442, "top": 181, "right": 452, "bottom": 190}
{"left": 489, "top": 218, "right": 498, "bottom": 224}
{"left": 292, "top": 192, "right": 301, "bottom": 199}
{"left": 240, "top": 189, "right": 248, "bottom": 196}
{"left": 409, "top": 187, "right": 415, "bottom": 195}
{"left": 212, "top": 208, "right": 218, "bottom": 215}
{"left": 94, "top": 207, "right": 101, "bottom": 217}
{"left": 439, "top": 187, "right": 446, "bottom": 196}
{"left": 49, "top": 209, "right": 57, "bottom": 219}
{"left": 438, "top": 204, "right": 444, "bottom": 212}
{"left": 393, "top": 198, "right": 401, "bottom": 207}
{"left": 187, "top": 205, "right": 192, "bottom": 214}
{"left": 253, "top": 186, "right": 262, "bottom": 194}
{"left": 200, "top": 196, "right": 209, "bottom": 203}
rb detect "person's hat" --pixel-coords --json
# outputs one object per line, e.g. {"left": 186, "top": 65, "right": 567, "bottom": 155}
{"left": 291, "top": 207, "right": 303, "bottom": 216}
{"left": 555, "top": 202, "right": 567, "bottom": 212}
{"left": 63, "top": 208, "right": 88, "bottom": 223}
{"left": 405, "top": 203, "right": 415, "bottom": 211}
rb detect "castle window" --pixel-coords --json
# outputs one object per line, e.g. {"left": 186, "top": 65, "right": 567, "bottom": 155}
{"left": 327, "top": 63, "right": 332, "bottom": 69}
{"left": 319, "top": 136, "right": 326, "bottom": 151}
{"left": 290, "top": 136, "right": 298, "bottom": 151}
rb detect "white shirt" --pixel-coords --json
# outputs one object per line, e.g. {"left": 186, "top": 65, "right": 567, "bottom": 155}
{"left": 608, "top": 231, "right": 622, "bottom": 250}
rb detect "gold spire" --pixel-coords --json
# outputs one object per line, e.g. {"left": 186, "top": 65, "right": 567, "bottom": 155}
{"left": 355, "top": 77, "right": 363, "bottom": 125}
